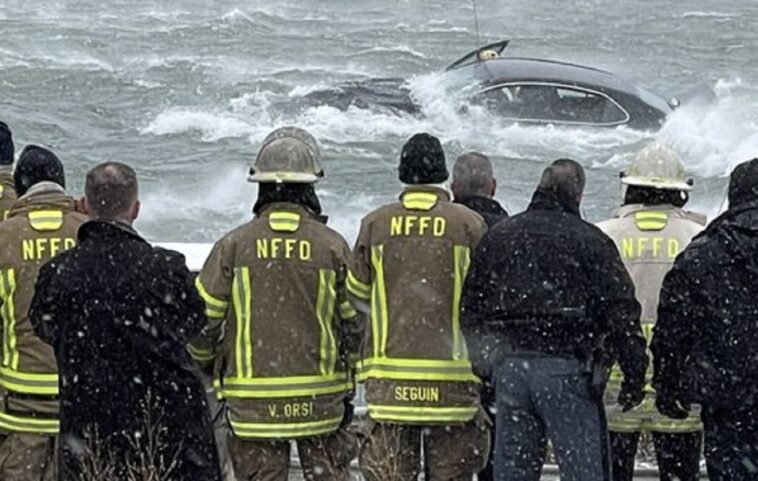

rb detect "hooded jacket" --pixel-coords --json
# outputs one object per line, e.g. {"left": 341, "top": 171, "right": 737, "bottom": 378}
{"left": 653, "top": 199, "right": 758, "bottom": 411}
{"left": 0, "top": 182, "right": 86, "bottom": 435}
{"left": 0, "top": 170, "right": 17, "bottom": 221}
{"left": 461, "top": 189, "right": 647, "bottom": 392}
{"left": 29, "top": 220, "right": 220, "bottom": 481}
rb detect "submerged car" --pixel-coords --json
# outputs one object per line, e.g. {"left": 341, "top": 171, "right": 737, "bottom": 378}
{"left": 302, "top": 40, "right": 679, "bottom": 131}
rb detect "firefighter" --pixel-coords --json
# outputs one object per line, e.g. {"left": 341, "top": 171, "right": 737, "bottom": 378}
{"left": 191, "top": 127, "right": 360, "bottom": 481}
{"left": 348, "top": 133, "right": 490, "bottom": 481}
{"left": 598, "top": 143, "right": 705, "bottom": 481}
{"left": 0, "top": 121, "right": 17, "bottom": 221}
{"left": 652, "top": 158, "right": 758, "bottom": 481}
{"left": 0, "top": 146, "right": 86, "bottom": 480}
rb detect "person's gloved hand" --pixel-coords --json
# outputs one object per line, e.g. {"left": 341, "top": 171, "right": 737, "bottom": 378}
{"left": 618, "top": 381, "right": 645, "bottom": 412}
{"left": 656, "top": 391, "right": 690, "bottom": 419}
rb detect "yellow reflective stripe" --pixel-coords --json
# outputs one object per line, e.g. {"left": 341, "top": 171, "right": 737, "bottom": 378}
{"left": 0, "top": 185, "right": 3, "bottom": 198}
{"left": 368, "top": 404, "right": 477, "bottom": 423}
{"left": 346, "top": 270, "right": 370, "bottom": 300}
{"left": 635, "top": 211, "right": 668, "bottom": 231}
{"left": 402, "top": 192, "right": 438, "bottom": 211}
{"left": 230, "top": 417, "right": 342, "bottom": 439}
{"left": 370, "top": 245, "right": 389, "bottom": 358}
{"left": 452, "top": 245, "right": 471, "bottom": 361}
{"left": 269, "top": 211, "right": 301, "bottom": 232}
{"left": 316, "top": 269, "right": 338, "bottom": 375}
{"left": 218, "top": 373, "right": 350, "bottom": 399}
{"left": 187, "top": 344, "right": 215, "bottom": 363}
{"left": 356, "top": 357, "right": 480, "bottom": 383}
{"left": 195, "top": 277, "right": 229, "bottom": 308}
{"left": 27, "top": 210, "right": 63, "bottom": 231}
{"left": 217, "top": 372, "right": 348, "bottom": 387}
{"left": 195, "top": 277, "right": 228, "bottom": 319}
{"left": 0, "top": 411, "right": 59, "bottom": 434}
{"left": 339, "top": 301, "right": 357, "bottom": 319}
{"left": 0, "top": 367, "right": 58, "bottom": 396}
{"left": 0, "top": 269, "right": 19, "bottom": 369}
{"left": 232, "top": 267, "right": 253, "bottom": 378}
{"left": 0, "top": 270, "right": 9, "bottom": 367}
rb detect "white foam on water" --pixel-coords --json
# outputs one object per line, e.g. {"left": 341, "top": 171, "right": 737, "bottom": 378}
{"left": 656, "top": 78, "right": 758, "bottom": 177}
{"left": 138, "top": 167, "right": 254, "bottom": 239}
{"left": 140, "top": 109, "right": 254, "bottom": 142}
{"left": 680, "top": 11, "right": 740, "bottom": 19}
{"left": 292, "top": 105, "right": 432, "bottom": 144}
{"left": 221, "top": 8, "right": 256, "bottom": 24}
{"left": 287, "top": 83, "right": 336, "bottom": 98}
{"left": 132, "top": 78, "right": 163, "bottom": 89}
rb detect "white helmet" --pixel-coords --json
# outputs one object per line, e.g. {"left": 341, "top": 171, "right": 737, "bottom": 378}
{"left": 248, "top": 127, "right": 324, "bottom": 184}
{"left": 621, "top": 143, "right": 693, "bottom": 192}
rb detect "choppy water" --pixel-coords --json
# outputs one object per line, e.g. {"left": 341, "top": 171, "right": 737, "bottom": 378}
{"left": 2, "top": 0, "right": 757, "bottom": 243}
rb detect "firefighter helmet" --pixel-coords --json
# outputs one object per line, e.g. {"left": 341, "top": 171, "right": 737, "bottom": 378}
{"left": 621, "top": 143, "right": 693, "bottom": 191}
{"left": 248, "top": 127, "right": 324, "bottom": 183}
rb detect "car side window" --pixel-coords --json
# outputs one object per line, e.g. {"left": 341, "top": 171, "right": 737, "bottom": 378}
{"left": 473, "top": 83, "right": 628, "bottom": 125}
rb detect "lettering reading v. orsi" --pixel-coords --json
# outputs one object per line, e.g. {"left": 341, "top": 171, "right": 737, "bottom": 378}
{"left": 267, "top": 402, "right": 315, "bottom": 419}
{"left": 390, "top": 216, "right": 446, "bottom": 237}
{"left": 22, "top": 237, "right": 76, "bottom": 261}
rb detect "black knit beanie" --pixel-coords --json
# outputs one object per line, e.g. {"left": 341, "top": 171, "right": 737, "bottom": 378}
{"left": 398, "top": 133, "right": 449, "bottom": 185}
{"left": 14, "top": 145, "right": 65, "bottom": 196}
{"left": 0, "top": 121, "right": 13, "bottom": 165}
{"left": 728, "top": 158, "right": 758, "bottom": 207}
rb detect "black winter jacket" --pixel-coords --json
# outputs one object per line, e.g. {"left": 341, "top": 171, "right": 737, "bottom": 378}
{"left": 652, "top": 200, "right": 758, "bottom": 411}
{"left": 29, "top": 220, "right": 221, "bottom": 481}
{"left": 454, "top": 195, "right": 508, "bottom": 228}
{"left": 461, "top": 189, "right": 647, "bottom": 388}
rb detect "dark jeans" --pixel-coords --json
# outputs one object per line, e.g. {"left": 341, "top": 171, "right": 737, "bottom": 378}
{"left": 494, "top": 355, "right": 610, "bottom": 481}
{"left": 702, "top": 407, "right": 758, "bottom": 481}
{"left": 610, "top": 431, "right": 702, "bottom": 481}
{"left": 478, "top": 382, "right": 496, "bottom": 481}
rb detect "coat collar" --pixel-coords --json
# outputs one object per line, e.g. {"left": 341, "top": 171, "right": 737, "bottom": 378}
{"left": 0, "top": 170, "right": 13, "bottom": 189}
{"left": 527, "top": 189, "right": 580, "bottom": 216}
{"left": 256, "top": 202, "right": 328, "bottom": 225}
{"left": 454, "top": 195, "right": 507, "bottom": 216}
{"left": 78, "top": 219, "right": 145, "bottom": 243}
{"left": 8, "top": 182, "right": 76, "bottom": 217}
{"left": 399, "top": 185, "right": 451, "bottom": 202}
{"left": 613, "top": 203, "right": 707, "bottom": 225}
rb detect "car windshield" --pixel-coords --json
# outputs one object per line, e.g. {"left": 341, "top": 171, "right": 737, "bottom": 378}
{"left": 638, "top": 87, "right": 672, "bottom": 113}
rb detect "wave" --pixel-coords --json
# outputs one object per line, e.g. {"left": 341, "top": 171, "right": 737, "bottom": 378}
{"left": 657, "top": 78, "right": 758, "bottom": 178}
{"left": 140, "top": 109, "right": 254, "bottom": 142}
{"left": 680, "top": 11, "right": 740, "bottom": 19}
{"left": 0, "top": 47, "right": 113, "bottom": 72}
{"left": 350, "top": 46, "right": 428, "bottom": 60}
{"left": 221, "top": 8, "right": 256, "bottom": 24}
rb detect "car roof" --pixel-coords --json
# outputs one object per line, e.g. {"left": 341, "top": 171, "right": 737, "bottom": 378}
{"left": 474, "top": 57, "right": 640, "bottom": 97}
